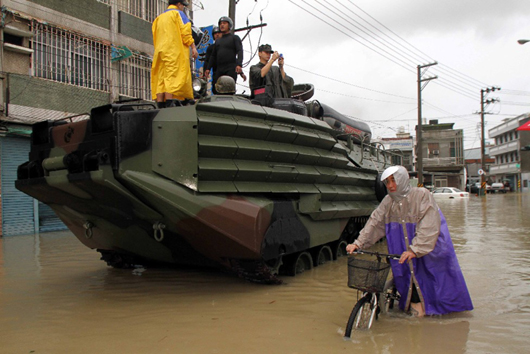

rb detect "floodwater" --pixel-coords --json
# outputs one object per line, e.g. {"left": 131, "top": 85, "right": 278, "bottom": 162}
{"left": 1, "top": 194, "right": 529, "bottom": 354}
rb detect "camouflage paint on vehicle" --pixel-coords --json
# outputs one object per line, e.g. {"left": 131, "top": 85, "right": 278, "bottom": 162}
{"left": 16, "top": 96, "right": 391, "bottom": 283}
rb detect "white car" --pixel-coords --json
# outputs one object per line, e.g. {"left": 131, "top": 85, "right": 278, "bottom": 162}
{"left": 490, "top": 182, "right": 507, "bottom": 193}
{"left": 431, "top": 187, "right": 470, "bottom": 199}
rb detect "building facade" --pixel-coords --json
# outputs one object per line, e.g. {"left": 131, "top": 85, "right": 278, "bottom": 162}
{"left": 378, "top": 129, "right": 415, "bottom": 172}
{"left": 0, "top": 0, "right": 167, "bottom": 235}
{"left": 418, "top": 120, "right": 465, "bottom": 190}
{"left": 488, "top": 113, "right": 530, "bottom": 192}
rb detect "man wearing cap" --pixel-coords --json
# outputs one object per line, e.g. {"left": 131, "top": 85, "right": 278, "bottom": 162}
{"left": 204, "top": 16, "right": 244, "bottom": 94}
{"left": 249, "top": 44, "right": 294, "bottom": 99}
{"left": 346, "top": 166, "right": 473, "bottom": 317}
{"left": 151, "top": 0, "right": 199, "bottom": 108}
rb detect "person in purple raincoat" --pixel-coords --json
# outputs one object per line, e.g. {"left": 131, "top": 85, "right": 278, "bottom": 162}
{"left": 346, "top": 165, "right": 473, "bottom": 317}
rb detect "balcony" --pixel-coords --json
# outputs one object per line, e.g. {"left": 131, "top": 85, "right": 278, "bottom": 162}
{"left": 423, "top": 157, "right": 464, "bottom": 167}
{"left": 490, "top": 162, "right": 520, "bottom": 175}
{"left": 489, "top": 141, "right": 519, "bottom": 157}
{"left": 489, "top": 119, "right": 521, "bottom": 138}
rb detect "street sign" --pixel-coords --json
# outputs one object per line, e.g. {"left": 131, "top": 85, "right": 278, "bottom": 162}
{"left": 478, "top": 169, "right": 484, "bottom": 175}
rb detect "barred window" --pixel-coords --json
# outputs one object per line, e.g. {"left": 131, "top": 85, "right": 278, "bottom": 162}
{"left": 118, "top": 0, "right": 169, "bottom": 22}
{"left": 32, "top": 22, "right": 110, "bottom": 92}
{"left": 119, "top": 53, "right": 152, "bottom": 100}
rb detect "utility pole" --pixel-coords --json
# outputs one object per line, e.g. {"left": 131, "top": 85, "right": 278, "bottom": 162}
{"left": 228, "top": 0, "right": 267, "bottom": 39}
{"left": 479, "top": 86, "right": 501, "bottom": 196}
{"left": 416, "top": 62, "right": 438, "bottom": 187}
{"left": 229, "top": 0, "right": 237, "bottom": 29}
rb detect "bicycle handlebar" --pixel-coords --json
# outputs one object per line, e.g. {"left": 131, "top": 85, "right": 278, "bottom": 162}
{"left": 351, "top": 249, "right": 401, "bottom": 260}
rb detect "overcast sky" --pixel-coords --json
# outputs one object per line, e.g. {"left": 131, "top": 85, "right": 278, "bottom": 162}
{"left": 193, "top": 0, "right": 530, "bottom": 150}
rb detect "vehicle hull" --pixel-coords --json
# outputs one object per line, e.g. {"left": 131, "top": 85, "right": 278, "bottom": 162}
{"left": 16, "top": 97, "right": 390, "bottom": 278}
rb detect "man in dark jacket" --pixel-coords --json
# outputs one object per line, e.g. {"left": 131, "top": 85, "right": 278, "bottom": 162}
{"left": 249, "top": 44, "right": 294, "bottom": 99}
{"left": 202, "top": 26, "right": 221, "bottom": 79}
{"left": 204, "top": 16, "right": 244, "bottom": 94}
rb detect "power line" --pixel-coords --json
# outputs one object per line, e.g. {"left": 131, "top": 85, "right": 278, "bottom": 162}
{"left": 499, "top": 89, "right": 530, "bottom": 96}
{"left": 285, "top": 64, "right": 416, "bottom": 100}
{"left": 316, "top": 89, "right": 416, "bottom": 104}
{"left": 287, "top": 0, "right": 415, "bottom": 73}
{"left": 295, "top": 0, "right": 489, "bottom": 100}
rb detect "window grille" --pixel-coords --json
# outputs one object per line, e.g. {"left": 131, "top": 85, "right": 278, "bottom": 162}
{"left": 119, "top": 53, "right": 152, "bottom": 100}
{"left": 117, "top": 0, "right": 169, "bottom": 22}
{"left": 32, "top": 22, "right": 110, "bottom": 92}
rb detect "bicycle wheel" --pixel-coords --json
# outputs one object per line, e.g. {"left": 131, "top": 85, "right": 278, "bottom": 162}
{"left": 344, "top": 293, "right": 374, "bottom": 337}
{"left": 379, "top": 278, "right": 399, "bottom": 315}
{"left": 355, "top": 292, "right": 377, "bottom": 329}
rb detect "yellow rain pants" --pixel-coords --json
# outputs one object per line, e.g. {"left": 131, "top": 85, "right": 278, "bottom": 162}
{"left": 151, "top": 5, "right": 194, "bottom": 100}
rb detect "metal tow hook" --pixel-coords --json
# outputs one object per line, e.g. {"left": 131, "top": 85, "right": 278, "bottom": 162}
{"left": 153, "top": 222, "right": 166, "bottom": 242}
{"left": 83, "top": 221, "right": 94, "bottom": 239}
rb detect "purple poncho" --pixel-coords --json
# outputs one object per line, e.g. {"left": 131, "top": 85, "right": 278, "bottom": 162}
{"left": 354, "top": 166, "right": 473, "bottom": 315}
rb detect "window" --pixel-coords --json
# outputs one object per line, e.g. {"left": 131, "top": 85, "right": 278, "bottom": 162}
{"left": 119, "top": 53, "right": 152, "bottom": 100}
{"left": 4, "top": 33, "right": 24, "bottom": 46}
{"left": 450, "top": 142, "right": 456, "bottom": 157}
{"left": 118, "top": 0, "right": 169, "bottom": 22}
{"left": 428, "top": 143, "right": 439, "bottom": 158}
{"left": 32, "top": 22, "right": 110, "bottom": 92}
{"left": 434, "top": 178, "right": 447, "bottom": 188}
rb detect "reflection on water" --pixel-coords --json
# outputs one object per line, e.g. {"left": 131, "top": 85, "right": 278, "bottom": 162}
{"left": 1, "top": 194, "right": 529, "bottom": 353}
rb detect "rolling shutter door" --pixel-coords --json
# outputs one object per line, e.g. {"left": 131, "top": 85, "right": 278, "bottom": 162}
{"left": 1, "top": 136, "right": 35, "bottom": 236}
{"left": 38, "top": 202, "right": 66, "bottom": 232}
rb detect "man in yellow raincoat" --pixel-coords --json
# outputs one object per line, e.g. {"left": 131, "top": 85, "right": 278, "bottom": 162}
{"left": 151, "top": 0, "right": 199, "bottom": 108}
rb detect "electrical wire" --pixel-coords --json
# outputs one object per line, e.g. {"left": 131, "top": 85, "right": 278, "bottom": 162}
{"left": 287, "top": 0, "right": 489, "bottom": 100}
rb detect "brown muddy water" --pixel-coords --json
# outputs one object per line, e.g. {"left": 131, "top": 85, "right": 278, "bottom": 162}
{"left": 1, "top": 193, "right": 529, "bottom": 354}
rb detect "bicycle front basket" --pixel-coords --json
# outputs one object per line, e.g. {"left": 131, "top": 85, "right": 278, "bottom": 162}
{"left": 347, "top": 257, "right": 391, "bottom": 293}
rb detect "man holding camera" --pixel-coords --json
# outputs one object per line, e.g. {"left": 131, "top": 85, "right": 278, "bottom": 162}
{"left": 249, "top": 44, "right": 294, "bottom": 99}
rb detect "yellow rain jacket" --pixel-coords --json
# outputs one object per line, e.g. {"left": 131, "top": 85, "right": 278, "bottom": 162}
{"left": 151, "top": 5, "right": 194, "bottom": 100}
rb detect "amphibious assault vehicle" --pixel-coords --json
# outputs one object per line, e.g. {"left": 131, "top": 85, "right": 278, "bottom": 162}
{"left": 16, "top": 89, "right": 392, "bottom": 283}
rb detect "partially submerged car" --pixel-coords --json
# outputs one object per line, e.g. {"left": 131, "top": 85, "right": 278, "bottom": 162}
{"left": 432, "top": 187, "right": 469, "bottom": 200}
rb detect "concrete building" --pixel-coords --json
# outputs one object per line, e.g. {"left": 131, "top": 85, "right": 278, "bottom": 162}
{"left": 418, "top": 120, "right": 465, "bottom": 190}
{"left": 0, "top": 0, "right": 165, "bottom": 235}
{"left": 488, "top": 113, "right": 530, "bottom": 192}
{"left": 378, "top": 128, "right": 415, "bottom": 172}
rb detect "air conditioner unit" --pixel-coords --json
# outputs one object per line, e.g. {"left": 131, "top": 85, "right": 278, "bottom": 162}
{"left": 432, "top": 150, "right": 440, "bottom": 155}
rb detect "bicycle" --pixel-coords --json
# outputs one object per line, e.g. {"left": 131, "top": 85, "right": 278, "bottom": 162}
{"left": 344, "top": 250, "right": 401, "bottom": 338}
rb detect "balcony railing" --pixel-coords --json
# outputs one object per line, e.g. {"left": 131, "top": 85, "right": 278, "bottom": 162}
{"left": 489, "top": 141, "right": 519, "bottom": 156}
{"left": 423, "top": 157, "right": 464, "bottom": 167}
{"left": 490, "top": 162, "right": 520, "bottom": 174}
{"left": 489, "top": 119, "right": 520, "bottom": 137}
